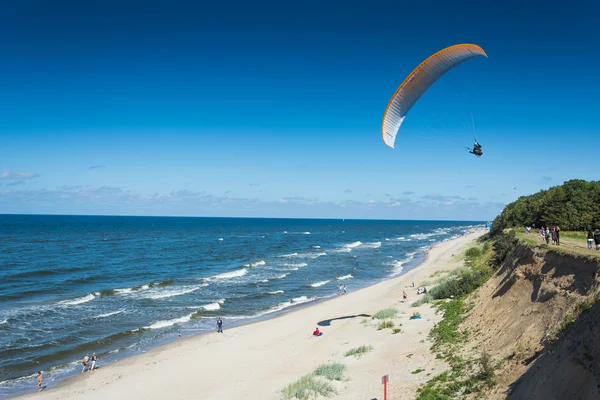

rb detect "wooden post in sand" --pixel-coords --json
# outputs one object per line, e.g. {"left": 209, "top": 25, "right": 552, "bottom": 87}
{"left": 382, "top": 375, "right": 389, "bottom": 400}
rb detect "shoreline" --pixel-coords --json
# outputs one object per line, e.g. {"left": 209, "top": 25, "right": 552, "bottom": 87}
{"left": 14, "top": 229, "right": 484, "bottom": 399}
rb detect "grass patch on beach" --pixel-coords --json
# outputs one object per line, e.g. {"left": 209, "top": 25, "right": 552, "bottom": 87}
{"left": 392, "top": 328, "right": 403, "bottom": 334}
{"left": 313, "top": 363, "right": 346, "bottom": 381}
{"left": 378, "top": 320, "right": 395, "bottom": 330}
{"left": 345, "top": 345, "right": 373, "bottom": 358}
{"left": 412, "top": 369, "right": 425, "bottom": 374}
{"left": 282, "top": 363, "right": 347, "bottom": 399}
{"left": 281, "top": 374, "right": 335, "bottom": 400}
{"left": 372, "top": 308, "right": 398, "bottom": 320}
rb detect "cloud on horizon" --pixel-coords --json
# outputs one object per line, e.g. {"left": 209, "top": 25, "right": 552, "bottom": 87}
{"left": 0, "top": 186, "right": 503, "bottom": 220}
{"left": 542, "top": 176, "right": 552, "bottom": 182}
{"left": 402, "top": 191, "right": 416, "bottom": 195}
{"left": 88, "top": 165, "right": 107, "bottom": 170}
{"left": 422, "top": 194, "right": 466, "bottom": 202}
{"left": 0, "top": 171, "right": 40, "bottom": 180}
{"left": 344, "top": 189, "right": 352, "bottom": 193}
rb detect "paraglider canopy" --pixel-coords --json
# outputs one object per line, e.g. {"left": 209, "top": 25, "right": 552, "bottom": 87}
{"left": 382, "top": 44, "right": 487, "bottom": 149}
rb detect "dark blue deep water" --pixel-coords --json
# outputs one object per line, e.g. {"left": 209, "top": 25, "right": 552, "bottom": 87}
{"left": 0, "top": 215, "right": 481, "bottom": 397}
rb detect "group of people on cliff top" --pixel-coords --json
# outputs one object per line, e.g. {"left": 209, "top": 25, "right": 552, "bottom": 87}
{"left": 588, "top": 229, "right": 600, "bottom": 250}
{"left": 538, "top": 226, "right": 561, "bottom": 246}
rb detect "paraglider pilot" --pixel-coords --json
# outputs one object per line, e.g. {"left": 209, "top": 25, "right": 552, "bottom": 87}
{"left": 470, "top": 141, "right": 483, "bottom": 157}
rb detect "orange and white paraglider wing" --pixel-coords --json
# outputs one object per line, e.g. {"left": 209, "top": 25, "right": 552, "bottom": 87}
{"left": 382, "top": 44, "right": 487, "bottom": 149}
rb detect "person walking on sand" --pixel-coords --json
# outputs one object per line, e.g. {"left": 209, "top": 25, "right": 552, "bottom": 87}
{"left": 81, "top": 354, "right": 90, "bottom": 374}
{"left": 37, "top": 371, "right": 43, "bottom": 392}
{"left": 177, "top": 328, "right": 181, "bottom": 338}
{"left": 588, "top": 230, "right": 594, "bottom": 249}
{"left": 402, "top": 290, "right": 408, "bottom": 303}
{"left": 90, "top": 353, "right": 98, "bottom": 371}
{"left": 216, "top": 317, "right": 223, "bottom": 333}
{"left": 343, "top": 284, "right": 348, "bottom": 294}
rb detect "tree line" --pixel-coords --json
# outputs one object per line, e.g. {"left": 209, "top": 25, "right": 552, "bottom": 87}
{"left": 492, "top": 179, "right": 600, "bottom": 234}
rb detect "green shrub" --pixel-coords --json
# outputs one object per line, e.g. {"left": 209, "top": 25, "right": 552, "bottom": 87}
{"left": 412, "top": 369, "right": 425, "bottom": 374}
{"left": 372, "top": 308, "right": 398, "bottom": 319}
{"left": 392, "top": 328, "right": 402, "bottom": 334}
{"left": 465, "top": 247, "right": 482, "bottom": 259}
{"left": 345, "top": 345, "right": 373, "bottom": 357}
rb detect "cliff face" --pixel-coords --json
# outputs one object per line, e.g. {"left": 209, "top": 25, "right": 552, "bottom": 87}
{"left": 461, "top": 244, "right": 600, "bottom": 399}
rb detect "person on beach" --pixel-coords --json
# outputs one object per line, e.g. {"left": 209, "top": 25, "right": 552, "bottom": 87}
{"left": 90, "top": 353, "right": 98, "bottom": 371}
{"left": 545, "top": 228, "right": 550, "bottom": 245}
{"left": 343, "top": 284, "right": 348, "bottom": 294}
{"left": 37, "top": 371, "right": 43, "bottom": 392}
{"left": 313, "top": 327, "right": 321, "bottom": 336}
{"left": 338, "top": 285, "right": 343, "bottom": 295}
{"left": 588, "top": 230, "right": 594, "bottom": 249}
{"left": 556, "top": 226, "right": 560, "bottom": 245}
{"left": 552, "top": 227, "right": 557, "bottom": 245}
{"left": 81, "top": 354, "right": 90, "bottom": 373}
{"left": 177, "top": 328, "right": 181, "bottom": 338}
{"left": 402, "top": 290, "right": 408, "bottom": 302}
{"left": 216, "top": 318, "right": 223, "bottom": 333}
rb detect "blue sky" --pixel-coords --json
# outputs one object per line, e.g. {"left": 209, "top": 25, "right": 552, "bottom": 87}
{"left": 0, "top": 0, "right": 598, "bottom": 220}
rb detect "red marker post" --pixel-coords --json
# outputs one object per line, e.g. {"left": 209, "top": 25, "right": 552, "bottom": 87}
{"left": 382, "top": 375, "right": 389, "bottom": 400}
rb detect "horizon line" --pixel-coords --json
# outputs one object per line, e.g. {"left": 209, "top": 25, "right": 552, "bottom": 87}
{"left": 0, "top": 212, "right": 488, "bottom": 223}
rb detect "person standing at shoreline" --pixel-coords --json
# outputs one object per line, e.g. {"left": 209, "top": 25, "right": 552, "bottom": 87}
{"left": 81, "top": 354, "right": 90, "bottom": 374}
{"left": 90, "top": 353, "right": 97, "bottom": 371}
{"left": 37, "top": 371, "right": 43, "bottom": 392}
{"left": 216, "top": 318, "right": 223, "bottom": 333}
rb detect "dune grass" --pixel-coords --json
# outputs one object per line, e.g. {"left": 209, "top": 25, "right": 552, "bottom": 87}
{"left": 344, "top": 345, "right": 373, "bottom": 358}
{"left": 282, "top": 363, "right": 346, "bottom": 399}
{"left": 312, "top": 363, "right": 346, "bottom": 381}
{"left": 372, "top": 308, "right": 398, "bottom": 320}
{"left": 392, "top": 328, "right": 403, "bottom": 334}
{"left": 281, "top": 374, "right": 335, "bottom": 400}
{"left": 378, "top": 320, "right": 395, "bottom": 330}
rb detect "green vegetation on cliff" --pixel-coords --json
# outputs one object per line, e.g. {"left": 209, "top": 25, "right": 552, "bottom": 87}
{"left": 492, "top": 179, "right": 600, "bottom": 234}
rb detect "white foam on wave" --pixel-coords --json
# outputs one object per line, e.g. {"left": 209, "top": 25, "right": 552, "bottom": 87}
{"left": 312, "top": 245, "right": 321, "bottom": 249}
{"left": 59, "top": 293, "right": 95, "bottom": 306}
{"left": 283, "top": 263, "right": 308, "bottom": 268}
{"left": 146, "top": 313, "right": 193, "bottom": 330}
{"left": 201, "top": 299, "right": 225, "bottom": 311}
{"left": 388, "top": 260, "right": 405, "bottom": 276}
{"left": 410, "top": 233, "right": 435, "bottom": 240}
{"left": 145, "top": 286, "right": 203, "bottom": 300}
{"left": 310, "top": 280, "right": 330, "bottom": 287}
{"left": 245, "top": 260, "right": 266, "bottom": 268}
{"left": 278, "top": 252, "right": 298, "bottom": 258}
{"left": 336, "top": 274, "right": 353, "bottom": 280}
{"left": 259, "top": 279, "right": 269, "bottom": 283}
{"left": 211, "top": 268, "right": 248, "bottom": 280}
{"left": 396, "top": 236, "right": 411, "bottom": 241}
{"left": 218, "top": 238, "right": 224, "bottom": 241}
{"left": 0, "top": 319, "right": 7, "bottom": 325}
{"left": 266, "top": 290, "right": 284, "bottom": 295}
{"left": 115, "top": 288, "right": 134, "bottom": 294}
{"left": 363, "top": 241, "right": 382, "bottom": 249}
{"left": 274, "top": 273, "right": 290, "bottom": 279}
{"left": 93, "top": 310, "right": 124, "bottom": 319}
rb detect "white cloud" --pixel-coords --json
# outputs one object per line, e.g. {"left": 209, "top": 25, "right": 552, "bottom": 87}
{"left": 0, "top": 171, "right": 40, "bottom": 180}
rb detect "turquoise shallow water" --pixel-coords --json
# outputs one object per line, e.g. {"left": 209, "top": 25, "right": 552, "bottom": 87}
{"left": 0, "top": 215, "right": 480, "bottom": 397}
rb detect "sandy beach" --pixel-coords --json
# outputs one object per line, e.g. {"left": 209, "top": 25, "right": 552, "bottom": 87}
{"left": 18, "top": 231, "right": 482, "bottom": 400}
